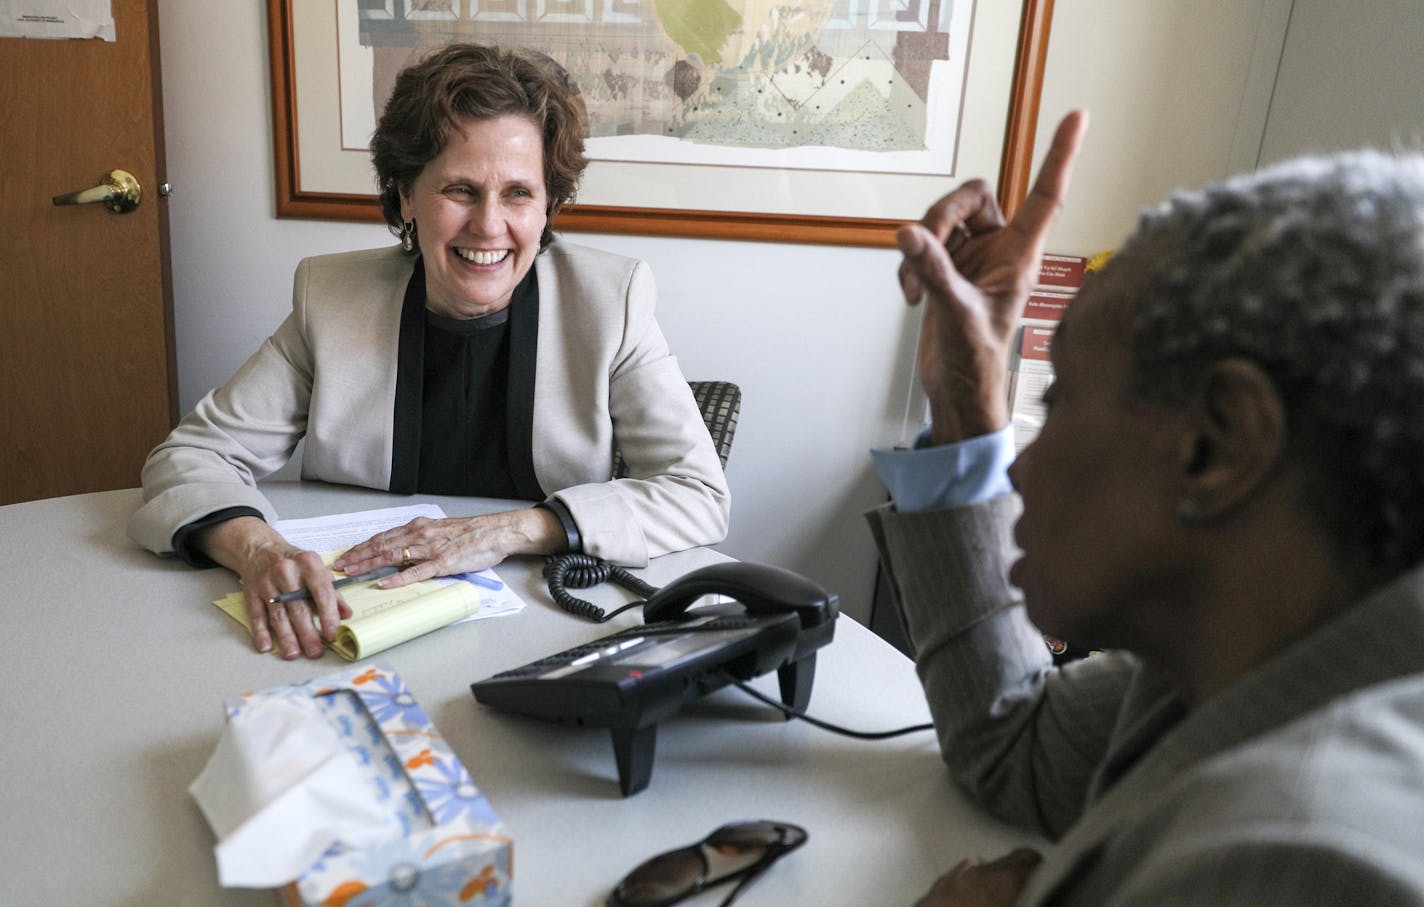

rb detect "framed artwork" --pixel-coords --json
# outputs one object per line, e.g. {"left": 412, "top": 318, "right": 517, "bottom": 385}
{"left": 268, "top": 0, "right": 1054, "bottom": 246}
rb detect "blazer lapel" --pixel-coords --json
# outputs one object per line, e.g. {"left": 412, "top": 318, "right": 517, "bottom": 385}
{"left": 388, "top": 259, "right": 425, "bottom": 494}
{"left": 504, "top": 264, "right": 543, "bottom": 500}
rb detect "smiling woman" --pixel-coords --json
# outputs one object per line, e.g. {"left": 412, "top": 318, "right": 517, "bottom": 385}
{"left": 127, "top": 44, "right": 730, "bottom": 662}
{"left": 397, "top": 116, "right": 549, "bottom": 318}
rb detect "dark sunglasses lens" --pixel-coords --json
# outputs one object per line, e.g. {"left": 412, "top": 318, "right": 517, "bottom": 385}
{"left": 612, "top": 846, "right": 706, "bottom": 906}
{"left": 707, "top": 821, "right": 796, "bottom": 850}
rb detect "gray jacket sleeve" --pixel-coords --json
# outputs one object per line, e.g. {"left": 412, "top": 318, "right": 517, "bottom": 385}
{"left": 866, "top": 495, "right": 1135, "bottom": 838}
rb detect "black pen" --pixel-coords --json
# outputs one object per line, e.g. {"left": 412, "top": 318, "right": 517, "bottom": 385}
{"left": 265, "top": 566, "right": 401, "bottom": 605}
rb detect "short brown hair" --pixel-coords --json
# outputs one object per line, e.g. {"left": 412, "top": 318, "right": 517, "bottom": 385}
{"left": 370, "top": 43, "right": 588, "bottom": 249}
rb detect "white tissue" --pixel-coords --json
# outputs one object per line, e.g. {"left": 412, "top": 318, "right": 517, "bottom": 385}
{"left": 189, "top": 694, "right": 404, "bottom": 888}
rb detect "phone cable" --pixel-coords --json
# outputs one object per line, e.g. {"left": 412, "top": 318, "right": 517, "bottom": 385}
{"left": 543, "top": 552, "right": 658, "bottom": 623}
{"left": 721, "top": 673, "right": 935, "bottom": 740}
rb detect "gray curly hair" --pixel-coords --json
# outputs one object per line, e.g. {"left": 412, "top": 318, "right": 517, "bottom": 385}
{"left": 1102, "top": 150, "right": 1424, "bottom": 579}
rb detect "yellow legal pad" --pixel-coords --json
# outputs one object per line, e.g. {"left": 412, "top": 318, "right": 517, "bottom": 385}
{"left": 212, "top": 552, "right": 481, "bottom": 660}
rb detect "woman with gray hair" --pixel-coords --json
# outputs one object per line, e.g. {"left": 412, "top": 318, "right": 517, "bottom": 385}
{"left": 873, "top": 111, "right": 1424, "bottom": 905}
{"left": 129, "top": 44, "right": 729, "bottom": 660}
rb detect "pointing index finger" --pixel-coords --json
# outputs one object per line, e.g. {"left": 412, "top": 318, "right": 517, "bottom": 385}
{"left": 1010, "top": 109, "right": 1089, "bottom": 247}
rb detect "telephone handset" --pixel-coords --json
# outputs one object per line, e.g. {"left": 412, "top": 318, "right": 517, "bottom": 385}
{"left": 640, "top": 561, "right": 837, "bottom": 629}
{"left": 472, "top": 558, "right": 840, "bottom": 795}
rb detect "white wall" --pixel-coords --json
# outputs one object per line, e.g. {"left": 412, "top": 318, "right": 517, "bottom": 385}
{"left": 1259, "top": 0, "right": 1424, "bottom": 166}
{"left": 154, "top": 1, "right": 1288, "bottom": 623}
{"left": 1032, "top": 0, "right": 1292, "bottom": 254}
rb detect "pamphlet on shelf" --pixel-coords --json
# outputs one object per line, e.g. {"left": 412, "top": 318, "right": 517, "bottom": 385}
{"left": 1036, "top": 253, "right": 1087, "bottom": 289}
{"left": 1024, "top": 289, "right": 1074, "bottom": 323}
{"left": 1009, "top": 326, "right": 1056, "bottom": 453}
{"left": 1008, "top": 252, "right": 1106, "bottom": 449}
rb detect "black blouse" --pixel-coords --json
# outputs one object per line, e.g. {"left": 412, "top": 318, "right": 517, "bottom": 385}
{"left": 415, "top": 305, "right": 516, "bottom": 497}
{"left": 389, "top": 258, "right": 545, "bottom": 501}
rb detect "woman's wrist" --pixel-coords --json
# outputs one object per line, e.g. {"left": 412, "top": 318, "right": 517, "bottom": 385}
{"left": 534, "top": 499, "right": 581, "bottom": 552}
{"left": 195, "top": 516, "right": 296, "bottom": 575}
{"left": 515, "top": 506, "right": 568, "bottom": 556}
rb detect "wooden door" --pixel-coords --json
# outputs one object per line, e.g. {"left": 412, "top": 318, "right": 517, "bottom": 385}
{"left": 0, "top": 0, "right": 175, "bottom": 505}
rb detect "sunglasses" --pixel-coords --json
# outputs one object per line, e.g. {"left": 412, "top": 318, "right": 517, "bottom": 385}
{"left": 607, "top": 819, "right": 809, "bottom": 907}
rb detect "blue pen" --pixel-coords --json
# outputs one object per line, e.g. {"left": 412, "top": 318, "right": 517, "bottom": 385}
{"left": 461, "top": 572, "right": 504, "bottom": 591}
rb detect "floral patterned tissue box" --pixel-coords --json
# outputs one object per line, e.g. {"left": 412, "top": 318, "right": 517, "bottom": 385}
{"left": 226, "top": 664, "right": 512, "bottom": 907}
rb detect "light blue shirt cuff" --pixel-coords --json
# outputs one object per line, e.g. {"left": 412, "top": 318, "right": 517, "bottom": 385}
{"left": 870, "top": 425, "right": 1015, "bottom": 512}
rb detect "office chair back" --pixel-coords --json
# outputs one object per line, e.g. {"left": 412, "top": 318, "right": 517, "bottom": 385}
{"left": 612, "top": 380, "right": 741, "bottom": 479}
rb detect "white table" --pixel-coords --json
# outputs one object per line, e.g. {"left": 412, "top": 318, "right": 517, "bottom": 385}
{"left": 0, "top": 483, "right": 1030, "bottom": 904}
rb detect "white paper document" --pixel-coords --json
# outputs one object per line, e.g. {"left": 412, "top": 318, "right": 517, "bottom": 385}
{"left": 0, "top": 0, "right": 115, "bottom": 40}
{"left": 274, "top": 503, "right": 526, "bottom": 621}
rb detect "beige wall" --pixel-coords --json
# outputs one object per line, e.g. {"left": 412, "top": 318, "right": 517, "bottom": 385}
{"left": 1034, "top": 0, "right": 1292, "bottom": 255}
{"left": 1260, "top": 0, "right": 1424, "bottom": 166}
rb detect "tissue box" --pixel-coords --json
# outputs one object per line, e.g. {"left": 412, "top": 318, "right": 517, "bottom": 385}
{"left": 227, "top": 664, "right": 512, "bottom": 907}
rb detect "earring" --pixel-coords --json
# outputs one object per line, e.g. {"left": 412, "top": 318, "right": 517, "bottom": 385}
{"left": 400, "top": 220, "right": 415, "bottom": 252}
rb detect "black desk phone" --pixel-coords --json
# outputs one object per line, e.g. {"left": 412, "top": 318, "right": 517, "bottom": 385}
{"left": 470, "top": 561, "right": 838, "bottom": 795}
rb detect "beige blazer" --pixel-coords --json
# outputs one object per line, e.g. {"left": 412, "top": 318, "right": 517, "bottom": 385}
{"left": 868, "top": 496, "right": 1424, "bottom": 905}
{"left": 128, "top": 240, "right": 729, "bottom": 566}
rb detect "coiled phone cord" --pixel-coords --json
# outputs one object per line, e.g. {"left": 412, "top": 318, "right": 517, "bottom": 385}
{"left": 542, "top": 552, "right": 659, "bottom": 622}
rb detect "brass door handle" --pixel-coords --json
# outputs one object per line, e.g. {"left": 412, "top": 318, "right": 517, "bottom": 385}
{"left": 52, "top": 169, "right": 142, "bottom": 213}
